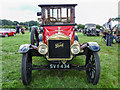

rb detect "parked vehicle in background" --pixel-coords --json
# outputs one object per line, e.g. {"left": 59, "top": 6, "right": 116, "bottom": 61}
{"left": 113, "top": 24, "right": 120, "bottom": 43}
{"left": 0, "top": 28, "right": 16, "bottom": 37}
{"left": 83, "top": 23, "right": 100, "bottom": 36}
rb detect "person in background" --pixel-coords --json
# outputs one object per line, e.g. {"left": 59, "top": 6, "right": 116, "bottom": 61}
{"left": 21, "top": 26, "right": 25, "bottom": 35}
{"left": 106, "top": 18, "right": 114, "bottom": 46}
{"left": 102, "top": 25, "right": 106, "bottom": 40}
{"left": 108, "top": 18, "right": 115, "bottom": 44}
{"left": 16, "top": 24, "right": 20, "bottom": 34}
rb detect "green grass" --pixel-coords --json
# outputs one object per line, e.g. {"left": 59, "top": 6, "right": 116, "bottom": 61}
{"left": 1, "top": 32, "right": 119, "bottom": 88}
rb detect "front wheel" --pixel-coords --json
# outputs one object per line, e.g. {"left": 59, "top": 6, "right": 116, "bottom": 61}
{"left": 86, "top": 52, "right": 100, "bottom": 85}
{"left": 21, "top": 52, "right": 32, "bottom": 85}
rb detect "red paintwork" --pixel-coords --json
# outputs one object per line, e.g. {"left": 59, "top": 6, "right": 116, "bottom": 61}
{"left": 43, "top": 26, "right": 75, "bottom": 45}
{"left": 0, "top": 29, "right": 16, "bottom": 37}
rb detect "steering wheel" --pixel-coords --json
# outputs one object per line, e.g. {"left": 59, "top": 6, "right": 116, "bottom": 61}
{"left": 46, "top": 17, "right": 57, "bottom": 24}
{"left": 49, "top": 17, "right": 57, "bottom": 22}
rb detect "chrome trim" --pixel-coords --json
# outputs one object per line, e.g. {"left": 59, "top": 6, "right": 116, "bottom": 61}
{"left": 48, "top": 33, "right": 70, "bottom": 40}
{"left": 71, "top": 41, "right": 80, "bottom": 54}
{"left": 38, "top": 42, "right": 48, "bottom": 55}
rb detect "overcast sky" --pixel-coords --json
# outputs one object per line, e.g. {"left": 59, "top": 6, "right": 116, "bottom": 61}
{"left": 0, "top": 0, "right": 119, "bottom": 26}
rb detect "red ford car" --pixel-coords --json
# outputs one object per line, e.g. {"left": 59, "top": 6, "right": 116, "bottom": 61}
{"left": 19, "top": 4, "right": 101, "bottom": 85}
{"left": 0, "top": 28, "right": 16, "bottom": 37}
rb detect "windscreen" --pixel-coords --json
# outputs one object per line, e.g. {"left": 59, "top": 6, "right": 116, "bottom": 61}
{"left": 44, "top": 7, "right": 73, "bottom": 25}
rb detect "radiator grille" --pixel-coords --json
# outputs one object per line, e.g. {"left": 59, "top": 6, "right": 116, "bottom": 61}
{"left": 48, "top": 40, "right": 70, "bottom": 58}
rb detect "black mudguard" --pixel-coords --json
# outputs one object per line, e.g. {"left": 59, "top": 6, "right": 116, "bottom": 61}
{"left": 18, "top": 44, "right": 42, "bottom": 56}
{"left": 18, "top": 44, "right": 31, "bottom": 54}
{"left": 87, "top": 42, "right": 100, "bottom": 52}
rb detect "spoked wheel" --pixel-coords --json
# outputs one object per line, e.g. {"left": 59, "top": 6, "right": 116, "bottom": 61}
{"left": 85, "top": 52, "right": 100, "bottom": 85}
{"left": 31, "top": 27, "right": 39, "bottom": 46}
{"left": 21, "top": 52, "right": 32, "bottom": 85}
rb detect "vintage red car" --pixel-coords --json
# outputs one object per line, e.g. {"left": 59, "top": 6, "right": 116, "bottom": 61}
{"left": 0, "top": 28, "right": 16, "bottom": 37}
{"left": 18, "top": 4, "right": 101, "bottom": 85}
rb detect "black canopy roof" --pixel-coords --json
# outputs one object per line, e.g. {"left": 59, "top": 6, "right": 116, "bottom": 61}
{"left": 38, "top": 4, "right": 77, "bottom": 7}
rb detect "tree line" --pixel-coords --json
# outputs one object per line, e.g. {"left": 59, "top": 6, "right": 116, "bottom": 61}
{"left": 0, "top": 19, "right": 102, "bottom": 30}
{"left": 0, "top": 19, "right": 39, "bottom": 30}
{"left": 0, "top": 19, "right": 39, "bottom": 26}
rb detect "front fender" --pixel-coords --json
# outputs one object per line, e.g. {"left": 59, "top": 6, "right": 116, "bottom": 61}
{"left": 87, "top": 42, "right": 100, "bottom": 52}
{"left": 18, "top": 44, "right": 43, "bottom": 57}
{"left": 18, "top": 44, "right": 32, "bottom": 54}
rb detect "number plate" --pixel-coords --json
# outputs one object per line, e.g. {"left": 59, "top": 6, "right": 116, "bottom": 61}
{"left": 49, "top": 64, "right": 71, "bottom": 69}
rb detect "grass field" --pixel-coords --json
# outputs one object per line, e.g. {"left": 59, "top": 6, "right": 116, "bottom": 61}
{"left": 1, "top": 31, "right": 120, "bottom": 88}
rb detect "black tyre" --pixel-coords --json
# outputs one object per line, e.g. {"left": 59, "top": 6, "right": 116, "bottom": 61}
{"left": 31, "top": 27, "right": 39, "bottom": 46}
{"left": 86, "top": 52, "right": 100, "bottom": 85}
{"left": 21, "top": 52, "right": 32, "bottom": 85}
